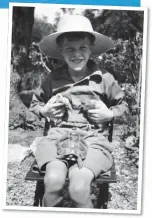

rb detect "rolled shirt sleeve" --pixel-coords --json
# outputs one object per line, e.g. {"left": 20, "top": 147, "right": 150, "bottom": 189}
{"left": 103, "top": 73, "right": 129, "bottom": 119}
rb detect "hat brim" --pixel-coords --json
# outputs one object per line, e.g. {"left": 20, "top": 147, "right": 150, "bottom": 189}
{"left": 39, "top": 31, "right": 114, "bottom": 60}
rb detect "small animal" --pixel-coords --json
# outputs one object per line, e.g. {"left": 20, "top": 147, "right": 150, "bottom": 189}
{"left": 47, "top": 93, "right": 72, "bottom": 126}
{"left": 81, "top": 99, "right": 105, "bottom": 129}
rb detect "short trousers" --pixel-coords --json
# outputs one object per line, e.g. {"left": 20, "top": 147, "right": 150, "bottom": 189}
{"left": 35, "top": 127, "right": 113, "bottom": 178}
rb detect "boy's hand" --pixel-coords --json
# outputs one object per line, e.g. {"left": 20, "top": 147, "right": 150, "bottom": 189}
{"left": 87, "top": 100, "right": 114, "bottom": 124}
{"left": 40, "top": 102, "right": 66, "bottom": 120}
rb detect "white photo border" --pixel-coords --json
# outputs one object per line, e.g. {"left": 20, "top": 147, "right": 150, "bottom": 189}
{"left": 2, "top": 2, "right": 148, "bottom": 215}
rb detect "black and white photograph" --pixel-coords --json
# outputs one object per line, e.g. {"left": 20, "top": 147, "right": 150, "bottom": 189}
{"left": 3, "top": 2, "right": 147, "bottom": 214}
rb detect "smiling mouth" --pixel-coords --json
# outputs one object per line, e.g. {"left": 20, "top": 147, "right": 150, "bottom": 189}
{"left": 71, "top": 59, "right": 83, "bottom": 64}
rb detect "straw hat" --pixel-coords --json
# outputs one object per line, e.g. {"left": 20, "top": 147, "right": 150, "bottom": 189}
{"left": 39, "top": 14, "right": 114, "bottom": 60}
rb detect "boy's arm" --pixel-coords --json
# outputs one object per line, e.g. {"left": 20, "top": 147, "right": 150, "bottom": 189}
{"left": 29, "top": 73, "right": 53, "bottom": 118}
{"left": 103, "top": 73, "right": 128, "bottom": 119}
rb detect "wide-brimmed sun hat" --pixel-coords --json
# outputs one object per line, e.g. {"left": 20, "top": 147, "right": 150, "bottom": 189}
{"left": 39, "top": 14, "right": 114, "bottom": 60}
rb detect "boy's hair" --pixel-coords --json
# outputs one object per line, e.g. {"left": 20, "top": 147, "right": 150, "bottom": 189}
{"left": 56, "top": 32, "right": 95, "bottom": 47}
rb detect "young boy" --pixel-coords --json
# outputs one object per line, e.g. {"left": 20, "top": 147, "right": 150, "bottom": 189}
{"left": 30, "top": 15, "right": 128, "bottom": 208}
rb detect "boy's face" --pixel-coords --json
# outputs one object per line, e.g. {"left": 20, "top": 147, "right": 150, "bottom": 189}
{"left": 59, "top": 37, "right": 93, "bottom": 73}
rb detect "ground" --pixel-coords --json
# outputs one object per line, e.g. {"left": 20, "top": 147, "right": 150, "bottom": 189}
{"left": 5, "top": 124, "right": 138, "bottom": 210}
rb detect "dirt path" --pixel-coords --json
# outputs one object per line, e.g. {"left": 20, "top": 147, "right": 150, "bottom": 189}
{"left": 6, "top": 125, "right": 138, "bottom": 210}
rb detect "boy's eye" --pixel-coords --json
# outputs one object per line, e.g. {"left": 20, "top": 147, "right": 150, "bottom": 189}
{"left": 80, "top": 46, "right": 89, "bottom": 51}
{"left": 66, "top": 48, "right": 73, "bottom": 52}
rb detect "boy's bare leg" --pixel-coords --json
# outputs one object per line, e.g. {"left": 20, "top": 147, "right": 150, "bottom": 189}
{"left": 43, "top": 160, "right": 68, "bottom": 207}
{"left": 69, "top": 167, "right": 94, "bottom": 208}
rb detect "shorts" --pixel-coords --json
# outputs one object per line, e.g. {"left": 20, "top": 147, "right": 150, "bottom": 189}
{"left": 35, "top": 127, "right": 113, "bottom": 178}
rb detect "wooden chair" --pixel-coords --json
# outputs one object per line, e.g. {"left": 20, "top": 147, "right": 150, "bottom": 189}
{"left": 25, "top": 121, "right": 117, "bottom": 208}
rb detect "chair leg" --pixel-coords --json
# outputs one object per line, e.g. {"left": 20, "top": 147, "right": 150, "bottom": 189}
{"left": 96, "top": 183, "right": 109, "bottom": 209}
{"left": 33, "top": 181, "right": 45, "bottom": 206}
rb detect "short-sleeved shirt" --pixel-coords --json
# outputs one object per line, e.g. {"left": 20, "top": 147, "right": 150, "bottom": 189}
{"left": 30, "top": 60, "right": 128, "bottom": 132}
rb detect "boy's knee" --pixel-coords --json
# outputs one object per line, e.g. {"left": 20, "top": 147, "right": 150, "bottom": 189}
{"left": 69, "top": 180, "right": 90, "bottom": 203}
{"left": 44, "top": 169, "right": 65, "bottom": 193}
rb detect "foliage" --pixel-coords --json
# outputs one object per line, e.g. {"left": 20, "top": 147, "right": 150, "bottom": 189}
{"left": 98, "top": 34, "right": 143, "bottom": 84}
{"left": 32, "top": 16, "right": 54, "bottom": 43}
{"left": 83, "top": 10, "right": 143, "bottom": 39}
{"left": 20, "top": 42, "right": 65, "bottom": 91}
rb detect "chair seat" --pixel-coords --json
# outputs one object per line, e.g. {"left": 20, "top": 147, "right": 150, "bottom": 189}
{"left": 25, "top": 160, "right": 117, "bottom": 184}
